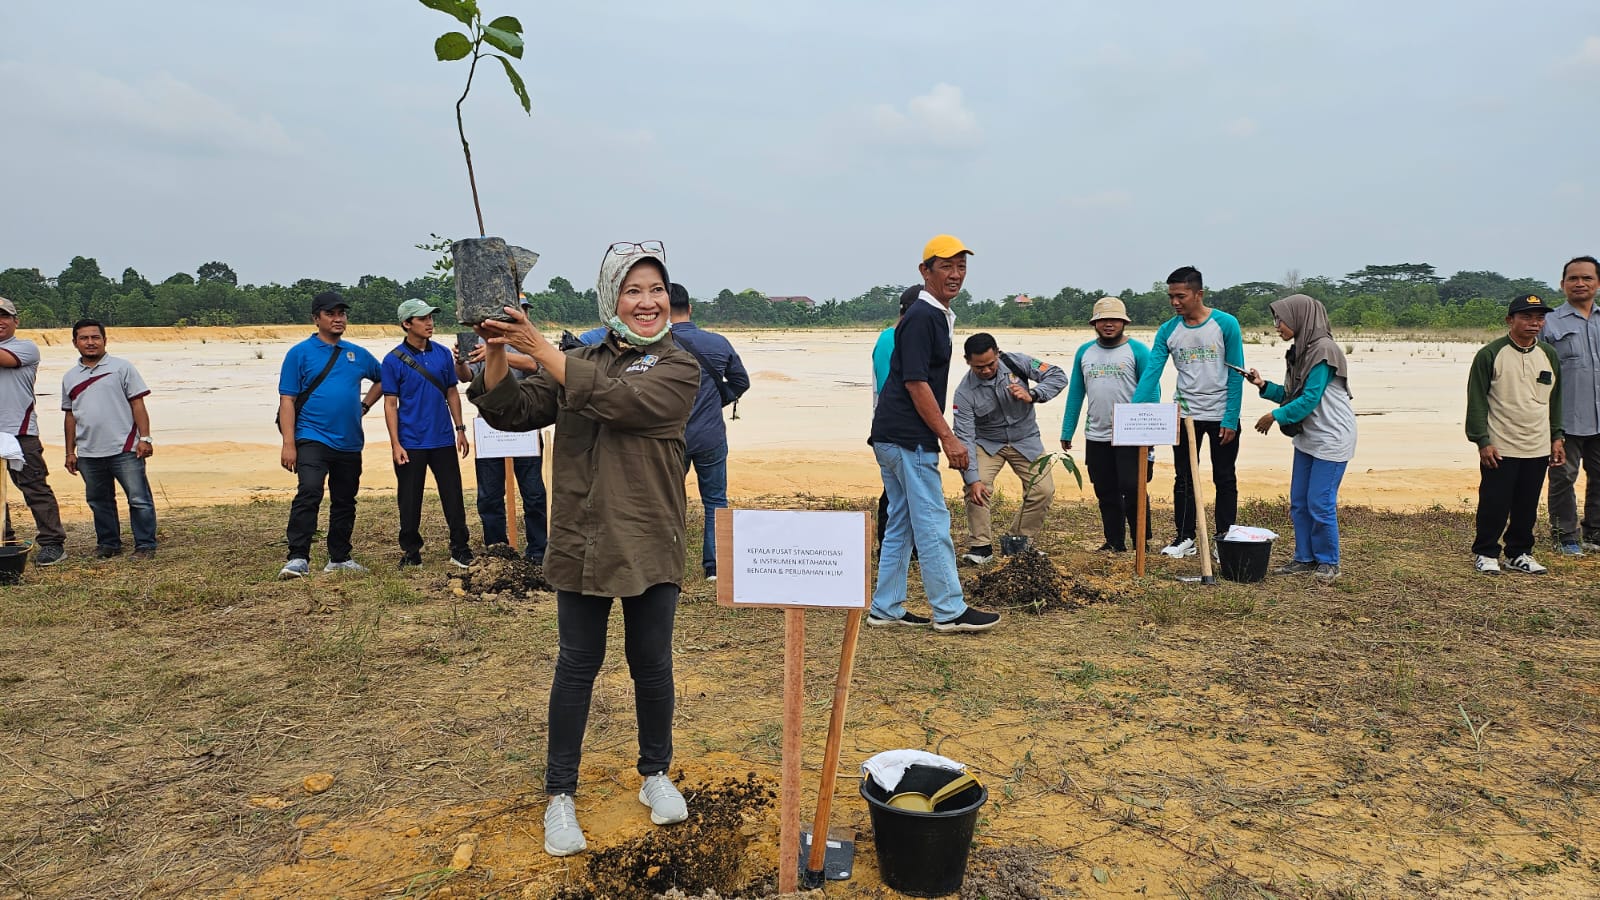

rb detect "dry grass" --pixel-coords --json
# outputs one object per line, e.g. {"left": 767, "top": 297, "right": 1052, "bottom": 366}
{"left": 0, "top": 492, "right": 1596, "bottom": 898}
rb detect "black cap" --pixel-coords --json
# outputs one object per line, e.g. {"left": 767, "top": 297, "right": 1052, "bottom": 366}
{"left": 1508, "top": 293, "right": 1549, "bottom": 316}
{"left": 311, "top": 291, "right": 348, "bottom": 315}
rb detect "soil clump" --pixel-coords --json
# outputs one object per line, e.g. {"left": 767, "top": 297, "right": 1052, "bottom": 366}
{"left": 451, "top": 543, "right": 554, "bottom": 599}
{"left": 968, "top": 549, "right": 1074, "bottom": 612}
{"left": 552, "top": 773, "right": 776, "bottom": 900}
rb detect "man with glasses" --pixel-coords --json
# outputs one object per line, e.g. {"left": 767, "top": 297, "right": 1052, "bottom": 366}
{"left": 867, "top": 235, "right": 1001, "bottom": 633}
{"left": 277, "top": 291, "right": 383, "bottom": 578}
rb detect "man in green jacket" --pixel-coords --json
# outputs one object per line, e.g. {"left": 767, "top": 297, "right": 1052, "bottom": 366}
{"left": 1466, "top": 294, "right": 1566, "bottom": 575}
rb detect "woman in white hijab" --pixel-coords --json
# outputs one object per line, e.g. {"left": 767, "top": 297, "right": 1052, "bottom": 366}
{"left": 1245, "top": 294, "right": 1356, "bottom": 583}
{"left": 469, "top": 241, "right": 700, "bottom": 856}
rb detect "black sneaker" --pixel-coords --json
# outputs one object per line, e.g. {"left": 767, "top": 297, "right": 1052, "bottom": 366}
{"left": 933, "top": 607, "right": 1001, "bottom": 633}
{"left": 450, "top": 550, "right": 475, "bottom": 569}
{"left": 35, "top": 545, "right": 65, "bottom": 566}
{"left": 866, "top": 610, "right": 932, "bottom": 627}
{"left": 399, "top": 553, "right": 422, "bottom": 570}
{"left": 704, "top": 564, "right": 717, "bottom": 583}
{"left": 1095, "top": 542, "right": 1126, "bottom": 553}
{"left": 94, "top": 546, "right": 122, "bottom": 560}
{"left": 130, "top": 548, "right": 156, "bottom": 561}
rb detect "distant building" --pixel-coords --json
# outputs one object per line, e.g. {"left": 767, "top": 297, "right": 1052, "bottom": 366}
{"left": 767, "top": 295, "right": 815, "bottom": 308}
{"left": 1010, "top": 294, "right": 1033, "bottom": 306}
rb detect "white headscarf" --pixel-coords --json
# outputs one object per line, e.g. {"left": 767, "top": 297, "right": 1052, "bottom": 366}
{"left": 597, "top": 247, "right": 672, "bottom": 346}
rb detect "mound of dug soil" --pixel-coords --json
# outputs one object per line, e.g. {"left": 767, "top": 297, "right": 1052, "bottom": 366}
{"left": 959, "top": 846, "right": 1058, "bottom": 899}
{"left": 552, "top": 774, "right": 776, "bottom": 900}
{"left": 968, "top": 550, "right": 1073, "bottom": 612}
{"left": 449, "top": 544, "right": 554, "bottom": 599}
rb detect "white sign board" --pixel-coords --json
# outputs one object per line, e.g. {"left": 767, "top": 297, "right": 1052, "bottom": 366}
{"left": 1112, "top": 402, "right": 1180, "bottom": 446}
{"left": 721, "top": 510, "right": 869, "bottom": 609}
{"left": 473, "top": 417, "right": 541, "bottom": 459}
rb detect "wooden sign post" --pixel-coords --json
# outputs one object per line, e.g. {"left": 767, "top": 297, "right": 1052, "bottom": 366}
{"left": 473, "top": 418, "right": 541, "bottom": 552}
{"left": 1113, "top": 402, "right": 1179, "bottom": 577}
{"left": 715, "top": 508, "right": 871, "bottom": 894}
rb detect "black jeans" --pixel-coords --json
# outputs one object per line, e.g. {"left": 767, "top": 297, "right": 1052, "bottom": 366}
{"left": 475, "top": 454, "right": 548, "bottom": 559}
{"left": 396, "top": 446, "right": 471, "bottom": 558}
{"left": 1085, "top": 440, "right": 1151, "bottom": 550}
{"left": 1474, "top": 456, "right": 1549, "bottom": 559}
{"left": 546, "top": 583, "right": 679, "bottom": 795}
{"left": 286, "top": 440, "right": 362, "bottom": 563}
{"left": 1172, "top": 420, "right": 1240, "bottom": 542}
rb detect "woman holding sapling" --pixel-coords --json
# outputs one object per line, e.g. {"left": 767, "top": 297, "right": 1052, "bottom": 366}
{"left": 468, "top": 242, "right": 699, "bottom": 857}
{"left": 1245, "top": 294, "right": 1357, "bottom": 584}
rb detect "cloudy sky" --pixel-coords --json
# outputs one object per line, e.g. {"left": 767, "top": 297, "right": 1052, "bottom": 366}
{"left": 3, "top": 1, "right": 1595, "bottom": 300}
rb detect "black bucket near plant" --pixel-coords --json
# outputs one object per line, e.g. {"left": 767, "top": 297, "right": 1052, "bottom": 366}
{"left": 0, "top": 541, "right": 32, "bottom": 585}
{"left": 998, "top": 534, "right": 1032, "bottom": 556}
{"left": 452, "top": 238, "right": 539, "bottom": 324}
{"left": 1218, "top": 538, "right": 1272, "bottom": 583}
{"left": 861, "top": 765, "right": 987, "bottom": 897}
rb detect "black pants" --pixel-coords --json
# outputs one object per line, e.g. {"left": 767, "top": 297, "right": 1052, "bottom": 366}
{"left": 1172, "top": 420, "right": 1239, "bottom": 541}
{"left": 1474, "top": 456, "right": 1549, "bottom": 559}
{"left": 396, "top": 446, "right": 471, "bottom": 558}
{"left": 546, "top": 583, "right": 679, "bottom": 795}
{"left": 286, "top": 440, "right": 362, "bottom": 563}
{"left": 1086, "top": 440, "right": 1151, "bottom": 550}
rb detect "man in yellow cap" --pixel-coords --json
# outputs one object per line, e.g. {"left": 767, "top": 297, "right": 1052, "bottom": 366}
{"left": 866, "top": 236, "right": 1001, "bottom": 633}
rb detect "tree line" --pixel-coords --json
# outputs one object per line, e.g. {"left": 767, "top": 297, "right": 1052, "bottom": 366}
{"left": 0, "top": 257, "right": 1560, "bottom": 332}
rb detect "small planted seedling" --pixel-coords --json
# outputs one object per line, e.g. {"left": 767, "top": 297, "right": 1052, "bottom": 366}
{"left": 420, "top": 0, "right": 540, "bottom": 322}
{"left": 997, "top": 453, "right": 1080, "bottom": 555}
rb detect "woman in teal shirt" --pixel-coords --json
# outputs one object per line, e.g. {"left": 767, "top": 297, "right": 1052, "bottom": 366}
{"left": 1245, "top": 294, "right": 1357, "bottom": 582}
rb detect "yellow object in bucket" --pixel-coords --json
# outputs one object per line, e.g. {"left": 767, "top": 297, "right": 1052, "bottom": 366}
{"left": 886, "top": 772, "right": 980, "bottom": 812}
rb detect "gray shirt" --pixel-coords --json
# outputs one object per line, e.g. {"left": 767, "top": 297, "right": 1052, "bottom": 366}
{"left": 0, "top": 336, "right": 42, "bottom": 436}
{"left": 1294, "top": 376, "right": 1357, "bottom": 463}
{"left": 1541, "top": 302, "right": 1600, "bottom": 437}
{"left": 61, "top": 355, "right": 151, "bottom": 458}
{"left": 951, "top": 350, "right": 1069, "bottom": 484}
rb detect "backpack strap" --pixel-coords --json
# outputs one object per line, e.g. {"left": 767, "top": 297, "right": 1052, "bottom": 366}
{"left": 389, "top": 347, "right": 452, "bottom": 398}
{"left": 295, "top": 343, "right": 343, "bottom": 414}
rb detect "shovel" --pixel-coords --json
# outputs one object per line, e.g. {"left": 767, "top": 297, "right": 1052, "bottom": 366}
{"left": 887, "top": 772, "right": 979, "bottom": 812}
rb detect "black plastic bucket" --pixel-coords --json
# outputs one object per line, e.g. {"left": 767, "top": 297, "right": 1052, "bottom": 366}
{"left": 861, "top": 766, "right": 987, "bottom": 897}
{"left": 451, "top": 237, "right": 539, "bottom": 324}
{"left": 1218, "top": 539, "right": 1272, "bottom": 583}
{"left": 0, "top": 541, "right": 32, "bottom": 585}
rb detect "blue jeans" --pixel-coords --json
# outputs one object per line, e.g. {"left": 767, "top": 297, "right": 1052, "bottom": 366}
{"left": 871, "top": 442, "right": 967, "bottom": 623}
{"left": 1289, "top": 448, "right": 1346, "bottom": 565}
{"left": 77, "top": 452, "right": 157, "bottom": 551}
{"left": 685, "top": 443, "right": 728, "bottom": 572}
{"left": 475, "top": 454, "right": 548, "bottom": 560}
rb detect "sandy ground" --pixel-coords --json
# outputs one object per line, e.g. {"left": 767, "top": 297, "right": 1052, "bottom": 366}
{"left": 19, "top": 325, "right": 1487, "bottom": 524}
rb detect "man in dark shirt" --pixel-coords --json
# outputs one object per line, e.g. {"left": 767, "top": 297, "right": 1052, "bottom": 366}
{"left": 666, "top": 283, "right": 750, "bottom": 580}
{"left": 867, "top": 235, "right": 1001, "bottom": 633}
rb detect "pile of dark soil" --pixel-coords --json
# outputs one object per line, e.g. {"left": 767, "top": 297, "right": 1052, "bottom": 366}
{"left": 968, "top": 549, "right": 1073, "bottom": 613}
{"left": 958, "top": 846, "right": 1057, "bottom": 899}
{"left": 450, "top": 545, "right": 553, "bottom": 598}
{"left": 553, "top": 773, "right": 776, "bottom": 900}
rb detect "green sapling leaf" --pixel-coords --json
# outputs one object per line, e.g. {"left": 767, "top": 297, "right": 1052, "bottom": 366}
{"left": 496, "top": 55, "right": 531, "bottom": 113}
{"left": 487, "top": 15, "right": 523, "bottom": 35}
{"left": 419, "top": 0, "right": 474, "bottom": 27}
{"left": 434, "top": 32, "right": 472, "bottom": 61}
{"left": 483, "top": 25, "right": 524, "bottom": 58}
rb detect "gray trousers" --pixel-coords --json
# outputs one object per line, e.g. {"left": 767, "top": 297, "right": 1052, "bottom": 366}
{"left": 1547, "top": 432, "right": 1600, "bottom": 544}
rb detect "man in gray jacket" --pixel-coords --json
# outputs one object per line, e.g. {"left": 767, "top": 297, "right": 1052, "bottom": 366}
{"left": 952, "top": 332, "right": 1069, "bottom": 564}
{"left": 1541, "top": 255, "right": 1600, "bottom": 555}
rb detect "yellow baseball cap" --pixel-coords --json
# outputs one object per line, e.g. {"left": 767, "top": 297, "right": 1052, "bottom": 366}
{"left": 922, "top": 234, "right": 973, "bottom": 262}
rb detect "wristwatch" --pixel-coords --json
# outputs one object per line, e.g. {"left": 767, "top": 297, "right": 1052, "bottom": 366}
{"left": 1028, "top": 389, "right": 1043, "bottom": 403}
{"left": 138, "top": 436, "right": 153, "bottom": 445}
{"left": 455, "top": 425, "right": 467, "bottom": 432}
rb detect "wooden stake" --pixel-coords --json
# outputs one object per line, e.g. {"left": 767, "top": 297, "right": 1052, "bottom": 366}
{"left": 1135, "top": 446, "right": 1148, "bottom": 577}
{"left": 805, "top": 607, "right": 863, "bottom": 882}
{"left": 1183, "top": 417, "right": 1215, "bottom": 584}
{"left": 504, "top": 457, "right": 519, "bottom": 552}
{"left": 779, "top": 608, "right": 805, "bottom": 895}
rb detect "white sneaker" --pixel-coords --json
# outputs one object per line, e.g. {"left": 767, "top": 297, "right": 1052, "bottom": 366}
{"left": 543, "top": 794, "right": 587, "bottom": 856}
{"left": 1504, "top": 553, "right": 1547, "bottom": 575}
{"left": 1474, "top": 555, "right": 1502, "bottom": 576}
{"left": 323, "top": 559, "right": 368, "bottom": 574}
{"left": 279, "top": 557, "right": 310, "bottom": 579}
{"left": 638, "top": 772, "right": 688, "bottom": 825}
{"left": 1160, "top": 538, "right": 1197, "bottom": 558}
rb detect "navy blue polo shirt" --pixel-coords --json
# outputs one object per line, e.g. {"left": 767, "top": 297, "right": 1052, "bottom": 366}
{"left": 381, "top": 339, "right": 458, "bottom": 450}
{"left": 869, "top": 298, "right": 953, "bottom": 451}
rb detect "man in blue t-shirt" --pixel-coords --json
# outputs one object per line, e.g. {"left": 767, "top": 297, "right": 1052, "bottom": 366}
{"left": 383, "top": 300, "right": 473, "bottom": 570}
{"left": 867, "top": 235, "right": 1000, "bottom": 634}
{"left": 277, "top": 291, "right": 383, "bottom": 578}
{"left": 1130, "top": 266, "right": 1246, "bottom": 558}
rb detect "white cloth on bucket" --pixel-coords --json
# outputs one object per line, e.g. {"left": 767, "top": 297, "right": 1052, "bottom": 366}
{"left": 1222, "top": 525, "right": 1277, "bottom": 543}
{"left": 0, "top": 434, "right": 23, "bottom": 471}
{"left": 862, "top": 749, "right": 966, "bottom": 792}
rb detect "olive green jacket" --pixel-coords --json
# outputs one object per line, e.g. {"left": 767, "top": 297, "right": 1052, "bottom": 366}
{"left": 468, "top": 335, "right": 700, "bottom": 597}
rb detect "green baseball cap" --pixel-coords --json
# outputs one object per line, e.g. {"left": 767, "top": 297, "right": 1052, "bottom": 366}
{"left": 397, "top": 298, "right": 438, "bottom": 324}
